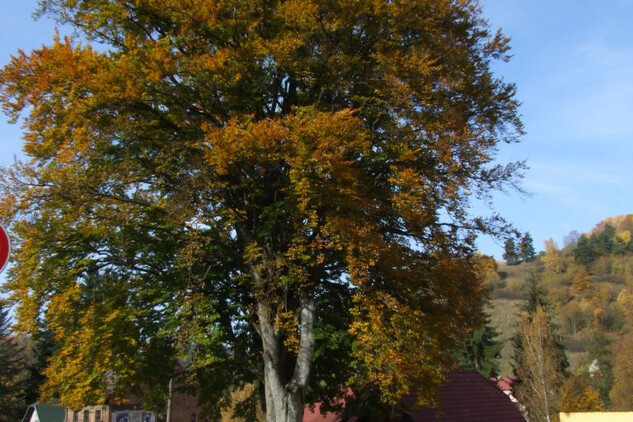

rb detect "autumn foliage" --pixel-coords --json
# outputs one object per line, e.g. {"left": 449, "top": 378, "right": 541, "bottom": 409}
{"left": 0, "top": 1, "right": 523, "bottom": 420}
{"left": 489, "top": 215, "right": 633, "bottom": 415}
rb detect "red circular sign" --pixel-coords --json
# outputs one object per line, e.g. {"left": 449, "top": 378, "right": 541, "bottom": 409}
{"left": 0, "top": 225, "right": 10, "bottom": 274}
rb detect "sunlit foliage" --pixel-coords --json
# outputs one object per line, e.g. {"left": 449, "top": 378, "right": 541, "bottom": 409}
{"left": 0, "top": 1, "right": 523, "bottom": 420}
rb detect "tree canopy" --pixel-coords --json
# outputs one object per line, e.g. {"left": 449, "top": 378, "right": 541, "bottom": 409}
{"left": 0, "top": 1, "right": 523, "bottom": 421}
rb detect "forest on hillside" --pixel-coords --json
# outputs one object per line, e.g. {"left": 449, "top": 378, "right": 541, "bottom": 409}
{"left": 482, "top": 214, "right": 633, "bottom": 417}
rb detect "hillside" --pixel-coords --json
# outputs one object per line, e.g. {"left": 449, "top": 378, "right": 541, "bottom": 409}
{"left": 484, "top": 214, "right": 633, "bottom": 410}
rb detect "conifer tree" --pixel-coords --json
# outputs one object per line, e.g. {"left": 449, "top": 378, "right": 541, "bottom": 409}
{"left": 519, "top": 232, "right": 536, "bottom": 262}
{"left": 574, "top": 235, "right": 596, "bottom": 267}
{"left": 503, "top": 238, "right": 521, "bottom": 265}
{"left": 593, "top": 225, "right": 615, "bottom": 255}
{"left": 0, "top": 306, "right": 27, "bottom": 422}
{"left": 520, "top": 272, "right": 549, "bottom": 314}
{"left": 24, "top": 328, "right": 55, "bottom": 405}
{"left": 457, "top": 316, "right": 502, "bottom": 378}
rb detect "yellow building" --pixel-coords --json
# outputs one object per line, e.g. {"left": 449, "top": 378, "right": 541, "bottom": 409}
{"left": 560, "top": 412, "right": 633, "bottom": 422}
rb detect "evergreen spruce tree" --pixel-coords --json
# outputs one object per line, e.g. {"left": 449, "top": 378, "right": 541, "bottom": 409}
{"left": 520, "top": 272, "right": 549, "bottom": 314}
{"left": 24, "top": 328, "right": 55, "bottom": 405}
{"left": 458, "top": 316, "right": 502, "bottom": 378}
{"left": 503, "top": 238, "right": 521, "bottom": 265}
{"left": 519, "top": 232, "right": 536, "bottom": 262}
{"left": 574, "top": 235, "right": 596, "bottom": 267}
{"left": 593, "top": 225, "right": 615, "bottom": 255}
{"left": 0, "top": 305, "right": 27, "bottom": 422}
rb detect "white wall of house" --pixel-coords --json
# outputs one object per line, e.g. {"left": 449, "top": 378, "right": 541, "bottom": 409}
{"left": 111, "top": 410, "right": 155, "bottom": 422}
{"left": 28, "top": 410, "right": 39, "bottom": 422}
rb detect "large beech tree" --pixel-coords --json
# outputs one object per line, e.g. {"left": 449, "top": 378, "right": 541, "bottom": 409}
{"left": 0, "top": 1, "right": 523, "bottom": 421}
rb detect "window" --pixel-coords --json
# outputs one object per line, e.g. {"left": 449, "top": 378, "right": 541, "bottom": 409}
{"left": 84, "top": 410, "right": 90, "bottom": 422}
{"left": 95, "top": 410, "right": 102, "bottom": 422}
{"left": 73, "top": 412, "right": 78, "bottom": 422}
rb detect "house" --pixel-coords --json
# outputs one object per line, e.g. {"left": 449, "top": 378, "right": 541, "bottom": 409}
{"left": 559, "top": 412, "right": 633, "bottom": 422}
{"left": 22, "top": 387, "right": 201, "bottom": 422}
{"left": 64, "top": 389, "right": 201, "bottom": 422}
{"left": 22, "top": 402, "right": 65, "bottom": 422}
{"left": 65, "top": 403, "right": 153, "bottom": 422}
{"left": 303, "top": 372, "right": 526, "bottom": 421}
{"left": 493, "top": 376, "right": 518, "bottom": 403}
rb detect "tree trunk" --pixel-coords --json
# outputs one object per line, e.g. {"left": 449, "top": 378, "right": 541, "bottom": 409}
{"left": 259, "top": 291, "right": 315, "bottom": 422}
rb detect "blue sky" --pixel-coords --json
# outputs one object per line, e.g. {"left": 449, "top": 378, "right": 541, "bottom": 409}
{"left": 0, "top": 1, "right": 63, "bottom": 166}
{"left": 1, "top": 1, "right": 632, "bottom": 260}
{"left": 477, "top": 0, "right": 633, "bottom": 257}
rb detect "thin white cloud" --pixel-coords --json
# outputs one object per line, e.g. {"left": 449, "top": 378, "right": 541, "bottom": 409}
{"left": 528, "top": 162, "right": 628, "bottom": 188}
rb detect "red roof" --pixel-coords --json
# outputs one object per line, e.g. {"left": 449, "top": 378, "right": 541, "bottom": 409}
{"left": 303, "top": 372, "right": 525, "bottom": 422}
{"left": 496, "top": 376, "right": 517, "bottom": 392}
{"left": 303, "top": 402, "right": 352, "bottom": 422}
